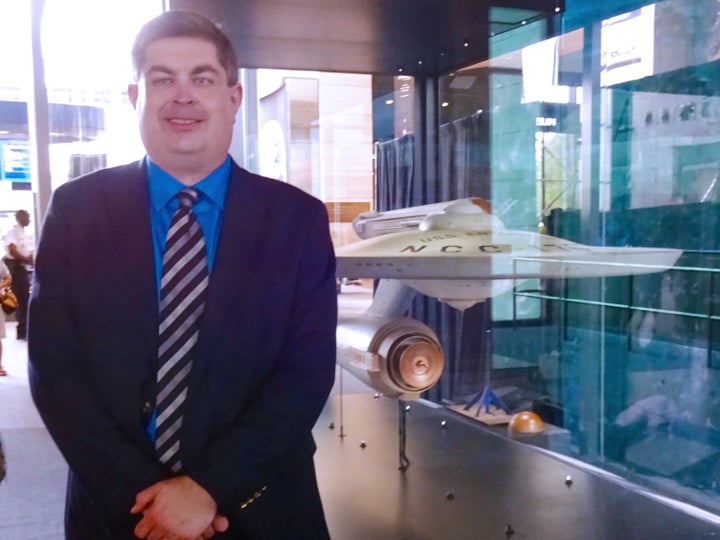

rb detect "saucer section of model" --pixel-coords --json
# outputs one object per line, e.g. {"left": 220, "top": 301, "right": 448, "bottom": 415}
{"left": 335, "top": 228, "right": 681, "bottom": 280}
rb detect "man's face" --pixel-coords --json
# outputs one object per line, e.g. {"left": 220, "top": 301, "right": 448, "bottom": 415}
{"left": 127, "top": 37, "right": 242, "bottom": 180}
{"left": 17, "top": 212, "right": 29, "bottom": 227}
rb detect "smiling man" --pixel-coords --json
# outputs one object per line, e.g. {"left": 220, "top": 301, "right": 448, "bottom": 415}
{"left": 28, "top": 11, "right": 337, "bottom": 540}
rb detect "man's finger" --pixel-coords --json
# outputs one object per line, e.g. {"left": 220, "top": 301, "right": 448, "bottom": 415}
{"left": 211, "top": 514, "right": 229, "bottom": 532}
{"left": 131, "top": 483, "right": 161, "bottom": 514}
{"left": 133, "top": 518, "right": 150, "bottom": 539}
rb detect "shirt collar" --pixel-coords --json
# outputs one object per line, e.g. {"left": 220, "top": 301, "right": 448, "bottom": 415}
{"left": 147, "top": 156, "right": 230, "bottom": 212}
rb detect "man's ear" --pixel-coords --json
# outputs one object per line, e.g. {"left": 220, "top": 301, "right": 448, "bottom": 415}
{"left": 128, "top": 83, "right": 139, "bottom": 108}
{"left": 231, "top": 84, "right": 243, "bottom": 110}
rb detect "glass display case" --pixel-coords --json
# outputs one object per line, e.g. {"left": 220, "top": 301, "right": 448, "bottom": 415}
{"left": 404, "top": 0, "right": 720, "bottom": 516}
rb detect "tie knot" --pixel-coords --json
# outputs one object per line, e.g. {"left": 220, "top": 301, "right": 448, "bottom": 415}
{"left": 176, "top": 187, "right": 199, "bottom": 209}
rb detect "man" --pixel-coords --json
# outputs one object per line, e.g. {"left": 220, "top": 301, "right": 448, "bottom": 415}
{"left": 3, "top": 209, "right": 33, "bottom": 340}
{"left": 28, "top": 10, "right": 337, "bottom": 540}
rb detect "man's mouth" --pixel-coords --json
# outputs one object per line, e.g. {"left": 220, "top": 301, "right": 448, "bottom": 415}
{"left": 168, "top": 117, "right": 201, "bottom": 125}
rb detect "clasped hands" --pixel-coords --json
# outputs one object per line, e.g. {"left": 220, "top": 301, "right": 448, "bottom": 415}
{"left": 131, "top": 475, "right": 229, "bottom": 540}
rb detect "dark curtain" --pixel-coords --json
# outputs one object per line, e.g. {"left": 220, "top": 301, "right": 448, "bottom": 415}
{"left": 438, "top": 112, "right": 490, "bottom": 202}
{"left": 374, "top": 112, "right": 491, "bottom": 403}
{"left": 375, "top": 112, "right": 488, "bottom": 209}
{"left": 376, "top": 133, "right": 416, "bottom": 212}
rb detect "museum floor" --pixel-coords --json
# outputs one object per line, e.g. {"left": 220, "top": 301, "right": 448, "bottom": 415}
{"left": 2, "top": 281, "right": 720, "bottom": 538}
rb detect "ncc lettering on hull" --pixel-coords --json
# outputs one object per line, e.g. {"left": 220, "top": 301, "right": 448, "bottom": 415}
{"left": 400, "top": 244, "right": 512, "bottom": 254}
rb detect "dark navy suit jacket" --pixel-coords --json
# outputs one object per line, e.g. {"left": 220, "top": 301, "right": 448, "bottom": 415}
{"left": 28, "top": 160, "right": 337, "bottom": 539}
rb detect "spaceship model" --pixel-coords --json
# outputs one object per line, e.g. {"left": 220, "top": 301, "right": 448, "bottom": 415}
{"left": 335, "top": 198, "right": 683, "bottom": 401}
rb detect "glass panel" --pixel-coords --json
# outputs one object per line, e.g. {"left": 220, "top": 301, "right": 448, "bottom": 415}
{"left": 40, "top": 0, "right": 162, "bottom": 190}
{"left": 0, "top": 2, "right": 32, "bottom": 220}
{"left": 2, "top": 0, "right": 161, "bottom": 242}
{"left": 430, "top": 0, "right": 720, "bottom": 515}
{"left": 247, "top": 69, "right": 379, "bottom": 251}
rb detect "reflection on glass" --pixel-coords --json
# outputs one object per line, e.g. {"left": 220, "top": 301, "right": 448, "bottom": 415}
{"left": 254, "top": 69, "right": 375, "bottom": 249}
{"left": 409, "top": 0, "right": 720, "bottom": 516}
{"left": 39, "top": 0, "right": 162, "bottom": 188}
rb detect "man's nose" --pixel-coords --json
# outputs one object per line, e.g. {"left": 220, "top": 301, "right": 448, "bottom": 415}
{"left": 173, "top": 81, "right": 196, "bottom": 103}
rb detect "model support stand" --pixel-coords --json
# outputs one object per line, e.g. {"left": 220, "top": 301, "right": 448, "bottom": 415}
{"left": 463, "top": 306, "right": 510, "bottom": 416}
{"left": 338, "top": 368, "right": 346, "bottom": 438}
{"left": 463, "top": 386, "right": 510, "bottom": 415}
{"left": 398, "top": 400, "right": 410, "bottom": 472}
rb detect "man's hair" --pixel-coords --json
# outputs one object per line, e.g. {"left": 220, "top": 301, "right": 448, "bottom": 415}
{"left": 131, "top": 10, "right": 239, "bottom": 86}
{"left": 15, "top": 210, "right": 29, "bottom": 221}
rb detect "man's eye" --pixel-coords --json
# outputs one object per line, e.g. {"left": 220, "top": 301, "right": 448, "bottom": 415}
{"left": 194, "top": 76, "right": 212, "bottom": 86}
{"left": 151, "top": 77, "right": 173, "bottom": 86}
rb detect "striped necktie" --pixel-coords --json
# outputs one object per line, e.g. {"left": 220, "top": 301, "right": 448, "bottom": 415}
{"left": 155, "top": 187, "right": 209, "bottom": 473}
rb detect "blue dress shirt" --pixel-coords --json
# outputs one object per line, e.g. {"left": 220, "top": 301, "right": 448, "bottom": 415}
{"left": 147, "top": 156, "right": 230, "bottom": 298}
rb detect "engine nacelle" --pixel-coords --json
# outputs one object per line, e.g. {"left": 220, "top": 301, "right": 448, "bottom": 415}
{"left": 336, "top": 315, "right": 445, "bottom": 400}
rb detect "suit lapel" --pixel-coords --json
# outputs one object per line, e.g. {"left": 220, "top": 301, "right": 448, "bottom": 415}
{"left": 103, "top": 160, "right": 159, "bottom": 369}
{"left": 193, "top": 165, "right": 269, "bottom": 378}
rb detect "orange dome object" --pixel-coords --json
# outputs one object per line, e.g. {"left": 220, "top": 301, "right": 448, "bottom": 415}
{"left": 508, "top": 411, "right": 544, "bottom": 434}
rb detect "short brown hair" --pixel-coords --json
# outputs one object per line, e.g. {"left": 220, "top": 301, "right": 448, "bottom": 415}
{"left": 131, "top": 10, "right": 239, "bottom": 86}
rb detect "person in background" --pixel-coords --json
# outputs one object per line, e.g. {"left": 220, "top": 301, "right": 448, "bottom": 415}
{"left": 3, "top": 209, "right": 33, "bottom": 340}
{"left": 0, "top": 434, "right": 5, "bottom": 483}
{"left": 0, "top": 259, "right": 10, "bottom": 376}
{"left": 28, "top": 10, "right": 337, "bottom": 540}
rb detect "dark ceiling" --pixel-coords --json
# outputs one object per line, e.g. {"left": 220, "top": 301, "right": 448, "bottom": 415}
{"left": 169, "top": 0, "right": 563, "bottom": 76}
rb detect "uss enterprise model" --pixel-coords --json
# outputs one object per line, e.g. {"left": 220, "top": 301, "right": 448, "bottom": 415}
{"left": 334, "top": 197, "right": 682, "bottom": 403}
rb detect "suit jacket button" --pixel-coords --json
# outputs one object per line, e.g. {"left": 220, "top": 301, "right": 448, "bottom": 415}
{"left": 142, "top": 401, "right": 153, "bottom": 414}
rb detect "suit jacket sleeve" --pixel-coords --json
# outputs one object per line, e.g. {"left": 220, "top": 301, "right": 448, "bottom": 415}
{"left": 184, "top": 187, "right": 338, "bottom": 512}
{"left": 28, "top": 178, "right": 167, "bottom": 534}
